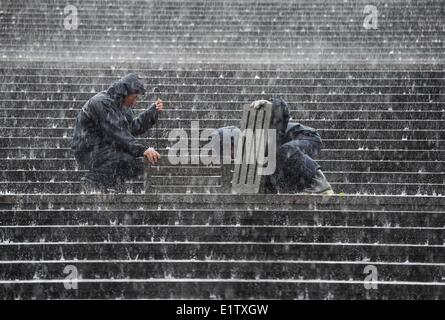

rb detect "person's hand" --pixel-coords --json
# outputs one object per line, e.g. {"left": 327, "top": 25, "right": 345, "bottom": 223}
{"left": 155, "top": 98, "right": 164, "bottom": 112}
{"left": 251, "top": 99, "right": 271, "bottom": 110}
{"left": 143, "top": 147, "right": 161, "bottom": 165}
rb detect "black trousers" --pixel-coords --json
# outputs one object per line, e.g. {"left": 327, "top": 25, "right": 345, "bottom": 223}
{"left": 74, "top": 145, "right": 144, "bottom": 188}
{"left": 271, "top": 139, "right": 321, "bottom": 193}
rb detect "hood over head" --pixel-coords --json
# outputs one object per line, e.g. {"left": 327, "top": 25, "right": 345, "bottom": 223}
{"left": 106, "top": 73, "right": 146, "bottom": 105}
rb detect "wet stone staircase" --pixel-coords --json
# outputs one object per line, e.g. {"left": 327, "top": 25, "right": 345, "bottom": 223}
{"left": 0, "top": 0, "right": 444, "bottom": 299}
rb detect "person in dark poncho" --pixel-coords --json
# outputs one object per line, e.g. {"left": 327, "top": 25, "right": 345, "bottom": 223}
{"left": 215, "top": 97, "right": 333, "bottom": 194}
{"left": 71, "top": 73, "right": 163, "bottom": 193}
{"left": 271, "top": 121, "right": 334, "bottom": 194}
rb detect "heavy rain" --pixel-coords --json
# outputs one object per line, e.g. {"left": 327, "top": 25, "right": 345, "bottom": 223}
{"left": 0, "top": 0, "right": 444, "bottom": 302}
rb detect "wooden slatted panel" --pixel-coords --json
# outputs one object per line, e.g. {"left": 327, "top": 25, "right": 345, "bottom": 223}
{"left": 232, "top": 101, "right": 272, "bottom": 194}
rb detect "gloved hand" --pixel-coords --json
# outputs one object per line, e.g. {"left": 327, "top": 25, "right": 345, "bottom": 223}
{"left": 250, "top": 99, "right": 272, "bottom": 110}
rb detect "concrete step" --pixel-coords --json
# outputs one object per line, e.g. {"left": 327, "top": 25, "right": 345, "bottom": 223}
{"left": 0, "top": 261, "right": 443, "bottom": 283}
{"left": 1, "top": 75, "right": 442, "bottom": 86}
{"left": 131, "top": 183, "right": 445, "bottom": 196}
{"left": 3, "top": 148, "right": 444, "bottom": 161}
{"left": 1, "top": 181, "right": 443, "bottom": 196}
{"left": 2, "top": 19, "right": 441, "bottom": 27}
{"left": 4, "top": 118, "right": 445, "bottom": 130}
{"left": 1, "top": 208, "right": 443, "bottom": 227}
{"left": 1, "top": 54, "right": 441, "bottom": 64}
{"left": 14, "top": 48, "right": 428, "bottom": 57}
{"left": 0, "top": 225, "right": 443, "bottom": 245}
{"left": 2, "top": 27, "right": 443, "bottom": 35}
{"left": 1, "top": 101, "right": 443, "bottom": 112}
{"left": 2, "top": 37, "right": 443, "bottom": 48}
{"left": 2, "top": 159, "right": 444, "bottom": 173}
{"left": 1, "top": 22, "right": 441, "bottom": 31}
{"left": 2, "top": 170, "right": 444, "bottom": 184}
{"left": 0, "top": 241, "right": 443, "bottom": 263}
{"left": 2, "top": 108, "right": 444, "bottom": 120}
{"left": 1, "top": 92, "right": 442, "bottom": 102}
{"left": 2, "top": 193, "right": 443, "bottom": 212}
{"left": 0, "top": 279, "right": 444, "bottom": 300}
{"left": 4, "top": 191, "right": 445, "bottom": 205}
{"left": 2, "top": 5, "right": 441, "bottom": 14}
{"left": 0, "top": 170, "right": 220, "bottom": 182}
{"left": 0, "top": 116, "right": 445, "bottom": 131}
{"left": 2, "top": 45, "right": 444, "bottom": 55}
{"left": 2, "top": 128, "right": 443, "bottom": 140}
{"left": 1, "top": 281, "right": 444, "bottom": 299}
{"left": 3, "top": 137, "right": 444, "bottom": 150}
{"left": 1, "top": 66, "right": 442, "bottom": 77}
{"left": 2, "top": 146, "right": 445, "bottom": 161}
{"left": 2, "top": 83, "right": 443, "bottom": 94}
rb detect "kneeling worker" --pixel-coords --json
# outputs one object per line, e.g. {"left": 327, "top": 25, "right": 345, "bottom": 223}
{"left": 71, "top": 73, "right": 163, "bottom": 193}
{"left": 273, "top": 121, "right": 334, "bottom": 194}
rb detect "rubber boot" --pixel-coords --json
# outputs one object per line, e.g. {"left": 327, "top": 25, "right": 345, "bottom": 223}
{"left": 303, "top": 169, "right": 334, "bottom": 195}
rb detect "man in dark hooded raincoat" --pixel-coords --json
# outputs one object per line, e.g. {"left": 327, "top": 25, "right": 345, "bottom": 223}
{"left": 272, "top": 121, "right": 334, "bottom": 194}
{"left": 215, "top": 97, "right": 333, "bottom": 194}
{"left": 71, "top": 73, "right": 163, "bottom": 192}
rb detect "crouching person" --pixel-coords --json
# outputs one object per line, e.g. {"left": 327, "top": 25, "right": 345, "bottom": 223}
{"left": 71, "top": 73, "right": 163, "bottom": 193}
{"left": 273, "top": 122, "right": 333, "bottom": 194}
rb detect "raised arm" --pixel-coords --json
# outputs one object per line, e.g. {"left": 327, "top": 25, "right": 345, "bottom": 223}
{"left": 126, "top": 103, "right": 159, "bottom": 136}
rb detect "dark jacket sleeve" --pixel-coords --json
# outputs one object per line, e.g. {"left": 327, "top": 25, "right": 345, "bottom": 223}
{"left": 91, "top": 100, "right": 148, "bottom": 157}
{"left": 270, "top": 98, "right": 290, "bottom": 147}
{"left": 126, "top": 103, "right": 159, "bottom": 136}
